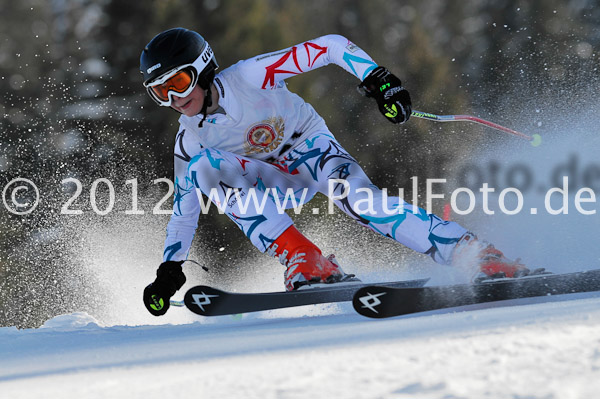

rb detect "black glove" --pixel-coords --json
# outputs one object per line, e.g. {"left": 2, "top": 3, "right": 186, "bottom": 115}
{"left": 358, "top": 66, "right": 412, "bottom": 124}
{"left": 143, "top": 261, "right": 186, "bottom": 316}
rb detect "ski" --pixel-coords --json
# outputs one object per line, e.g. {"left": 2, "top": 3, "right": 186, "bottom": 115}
{"left": 352, "top": 269, "right": 600, "bottom": 318}
{"left": 183, "top": 278, "right": 429, "bottom": 316}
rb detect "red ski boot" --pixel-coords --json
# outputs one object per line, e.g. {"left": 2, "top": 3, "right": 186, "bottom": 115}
{"left": 452, "top": 232, "right": 537, "bottom": 282}
{"left": 267, "top": 225, "right": 358, "bottom": 291}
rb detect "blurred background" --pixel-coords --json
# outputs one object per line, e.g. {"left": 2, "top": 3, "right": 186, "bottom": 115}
{"left": 1, "top": 0, "right": 599, "bottom": 328}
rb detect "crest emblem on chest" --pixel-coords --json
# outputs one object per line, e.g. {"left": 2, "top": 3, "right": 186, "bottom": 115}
{"left": 244, "top": 116, "right": 285, "bottom": 155}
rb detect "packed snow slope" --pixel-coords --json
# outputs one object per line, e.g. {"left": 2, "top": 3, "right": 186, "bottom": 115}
{"left": 2, "top": 292, "right": 600, "bottom": 399}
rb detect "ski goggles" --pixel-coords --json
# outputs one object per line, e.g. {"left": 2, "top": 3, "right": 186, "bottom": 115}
{"left": 145, "top": 66, "right": 198, "bottom": 107}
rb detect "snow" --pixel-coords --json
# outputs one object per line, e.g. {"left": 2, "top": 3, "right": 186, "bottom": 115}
{"left": 2, "top": 294, "right": 600, "bottom": 399}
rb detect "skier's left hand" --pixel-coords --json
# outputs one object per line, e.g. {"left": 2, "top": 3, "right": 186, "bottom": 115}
{"left": 143, "top": 261, "right": 186, "bottom": 316}
{"left": 358, "top": 66, "right": 412, "bottom": 124}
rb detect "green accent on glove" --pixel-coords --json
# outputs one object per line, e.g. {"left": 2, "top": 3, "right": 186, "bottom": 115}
{"left": 384, "top": 104, "right": 398, "bottom": 118}
{"left": 150, "top": 294, "right": 164, "bottom": 311}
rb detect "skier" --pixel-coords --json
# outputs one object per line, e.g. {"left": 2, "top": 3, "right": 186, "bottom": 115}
{"left": 141, "top": 28, "right": 530, "bottom": 316}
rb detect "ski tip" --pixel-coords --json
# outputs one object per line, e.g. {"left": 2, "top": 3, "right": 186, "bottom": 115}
{"left": 183, "top": 285, "right": 226, "bottom": 316}
{"left": 352, "top": 286, "right": 392, "bottom": 319}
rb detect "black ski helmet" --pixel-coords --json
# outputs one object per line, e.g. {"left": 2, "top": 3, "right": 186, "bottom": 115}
{"left": 140, "top": 27, "right": 218, "bottom": 99}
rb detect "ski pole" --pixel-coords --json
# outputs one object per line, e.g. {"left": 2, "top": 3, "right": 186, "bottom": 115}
{"left": 411, "top": 110, "right": 542, "bottom": 147}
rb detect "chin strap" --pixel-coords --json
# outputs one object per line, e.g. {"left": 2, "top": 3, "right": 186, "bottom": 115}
{"left": 197, "top": 85, "right": 213, "bottom": 128}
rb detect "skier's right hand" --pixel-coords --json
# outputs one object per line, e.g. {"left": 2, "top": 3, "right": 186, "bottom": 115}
{"left": 358, "top": 66, "right": 412, "bottom": 124}
{"left": 143, "top": 261, "right": 186, "bottom": 316}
